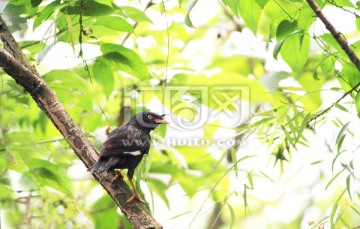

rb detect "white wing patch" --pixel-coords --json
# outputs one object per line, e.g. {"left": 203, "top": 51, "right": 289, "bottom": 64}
{"left": 123, "top": 151, "right": 141, "bottom": 156}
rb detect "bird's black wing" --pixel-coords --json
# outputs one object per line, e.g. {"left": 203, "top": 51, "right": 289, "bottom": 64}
{"left": 100, "top": 125, "right": 151, "bottom": 158}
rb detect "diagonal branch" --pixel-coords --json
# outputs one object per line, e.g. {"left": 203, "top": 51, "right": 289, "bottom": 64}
{"left": 306, "top": 0, "right": 360, "bottom": 70}
{"left": 306, "top": 0, "right": 360, "bottom": 123}
{"left": 0, "top": 17, "right": 161, "bottom": 229}
{"left": 0, "top": 17, "right": 36, "bottom": 73}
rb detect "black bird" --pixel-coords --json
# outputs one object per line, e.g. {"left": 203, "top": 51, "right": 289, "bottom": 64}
{"left": 89, "top": 111, "right": 168, "bottom": 203}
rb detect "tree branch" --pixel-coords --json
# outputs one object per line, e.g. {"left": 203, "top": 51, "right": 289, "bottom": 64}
{"left": 306, "top": 0, "right": 360, "bottom": 123}
{"left": 0, "top": 17, "right": 36, "bottom": 74}
{"left": 0, "top": 18, "right": 161, "bottom": 229}
{"left": 306, "top": 0, "right": 360, "bottom": 70}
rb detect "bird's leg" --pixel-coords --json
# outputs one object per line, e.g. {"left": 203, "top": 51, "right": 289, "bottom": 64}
{"left": 111, "top": 169, "right": 124, "bottom": 183}
{"left": 126, "top": 177, "right": 145, "bottom": 204}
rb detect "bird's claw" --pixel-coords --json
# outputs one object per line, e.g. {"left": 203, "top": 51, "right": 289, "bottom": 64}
{"left": 126, "top": 193, "right": 145, "bottom": 204}
{"left": 111, "top": 169, "right": 124, "bottom": 183}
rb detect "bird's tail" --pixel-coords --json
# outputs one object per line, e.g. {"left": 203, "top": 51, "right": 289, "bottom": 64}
{"left": 88, "top": 157, "right": 119, "bottom": 173}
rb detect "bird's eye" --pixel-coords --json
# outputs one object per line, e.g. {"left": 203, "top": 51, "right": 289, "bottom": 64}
{"left": 147, "top": 114, "right": 153, "bottom": 119}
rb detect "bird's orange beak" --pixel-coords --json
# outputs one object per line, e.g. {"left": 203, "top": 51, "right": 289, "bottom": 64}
{"left": 155, "top": 118, "right": 168, "bottom": 124}
{"left": 156, "top": 114, "right": 168, "bottom": 124}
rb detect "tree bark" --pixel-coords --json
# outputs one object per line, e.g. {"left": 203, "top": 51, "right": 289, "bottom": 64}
{"left": 0, "top": 17, "right": 162, "bottom": 229}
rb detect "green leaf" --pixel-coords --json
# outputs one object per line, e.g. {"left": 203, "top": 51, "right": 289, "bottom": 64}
{"left": 276, "top": 20, "right": 297, "bottom": 41}
{"left": 296, "top": 72, "right": 325, "bottom": 111}
{"left": 237, "top": 0, "right": 262, "bottom": 34}
{"left": 247, "top": 173, "right": 254, "bottom": 190}
{"left": 159, "top": 0, "right": 165, "bottom": 13}
{"left": 273, "top": 30, "right": 301, "bottom": 60}
{"left": 278, "top": 30, "right": 310, "bottom": 72}
{"left": 355, "top": 91, "right": 360, "bottom": 115}
{"left": 95, "top": 16, "right": 134, "bottom": 32}
{"left": 94, "top": 0, "right": 113, "bottom": 7}
{"left": 166, "top": 211, "right": 192, "bottom": 220}
{"left": 320, "top": 55, "right": 335, "bottom": 74}
{"left": 227, "top": 204, "right": 235, "bottom": 229}
{"left": 177, "top": 146, "right": 217, "bottom": 171}
{"left": 0, "top": 151, "right": 7, "bottom": 175}
{"left": 93, "top": 59, "right": 114, "bottom": 100}
{"left": 330, "top": 188, "right": 346, "bottom": 225}
{"left": 336, "top": 134, "right": 345, "bottom": 154}
{"left": 333, "top": 102, "right": 348, "bottom": 112}
{"left": 333, "top": 0, "right": 354, "bottom": 7}
{"left": 100, "top": 43, "right": 151, "bottom": 79}
{"left": 9, "top": 0, "right": 31, "bottom": 5}
{"left": 321, "top": 33, "right": 347, "bottom": 57}
{"left": 356, "top": 17, "right": 360, "bottom": 31}
{"left": 62, "top": 0, "right": 114, "bottom": 16}
{"left": 141, "top": 150, "right": 153, "bottom": 176}
{"left": 222, "top": 0, "right": 238, "bottom": 15}
{"left": 120, "top": 6, "right": 152, "bottom": 23}
{"left": 31, "top": 0, "right": 42, "bottom": 7}
{"left": 43, "top": 69, "right": 92, "bottom": 110}
{"left": 335, "top": 122, "right": 350, "bottom": 145}
{"left": 91, "top": 196, "right": 121, "bottom": 229}
{"left": 325, "top": 168, "right": 345, "bottom": 191}
{"left": 259, "top": 170, "right": 275, "bottom": 182}
{"left": 330, "top": 203, "right": 338, "bottom": 227}
{"left": 243, "top": 184, "right": 248, "bottom": 214}
{"left": 185, "top": 0, "right": 198, "bottom": 28}
{"left": 297, "top": 4, "right": 316, "bottom": 30}
{"left": 294, "top": 113, "right": 311, "bottom": 144}
{"left": 33, "top": 0, "right": 60, "bottom": 30}
{"left": 255, "top": 0, "right": 269, "bottom": 8}
{"left": 313, "top": 53, "right": 335, "bottom": 80}
{"left": 148, "top": 178, "right": 169, "bottom": 208}
{"left": 0, "top": 184, "right": 11, "bottom": 200}
{"left": 209, "top": 55, "right": 253, "bottom": 75}
{"left": 281, "top": 125, "right": 293, "bottom": 144}
{"left": 156, "top": 121, "right": 167, "bottom": 138}
{"left": 286, "top": 115, "right": 296, "bottom": 137}
{"left": 25, "top": 159, "right": 73, "bottom": 194}
{"left": 342, "top": 62, "right": 360, "bottom": 87}
{"left": 311, "top": 160, "right": 324, "bottom": 165}
{"left": 231, "top": 148, "right": 238, "bottom": 175}
{"left": 335, "top": 122, "right": 349, "bottom": 154}
{"left": 350, "top": 205, "right": 360, "bottom": 216}
{"left": 346, "top": 175, "right": 351, "bottom": 200}
{"left": 66, "top": 15, "right": 75, "bottom": 51}
{"left": 5, "top": 130, "right": 40, "bottom": 172}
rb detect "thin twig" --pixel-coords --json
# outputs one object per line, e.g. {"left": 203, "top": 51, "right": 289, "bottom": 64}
{"left": 189, "top": 155, "right": 254, "bottom": 228}
{"left": 308, "top": 83, "right": 360, "bottom": 123}
{"left": 121, "top": 0, "right": 154, "bottom": 45}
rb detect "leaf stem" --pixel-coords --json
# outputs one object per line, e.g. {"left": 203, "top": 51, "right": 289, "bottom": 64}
{"left": 273, "top": 0, "right": 295, "bottom": 20}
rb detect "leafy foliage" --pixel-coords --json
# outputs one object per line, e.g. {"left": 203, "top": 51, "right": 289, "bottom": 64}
{"left": 1, "top": 0, "right": 360, "bottom": 228}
